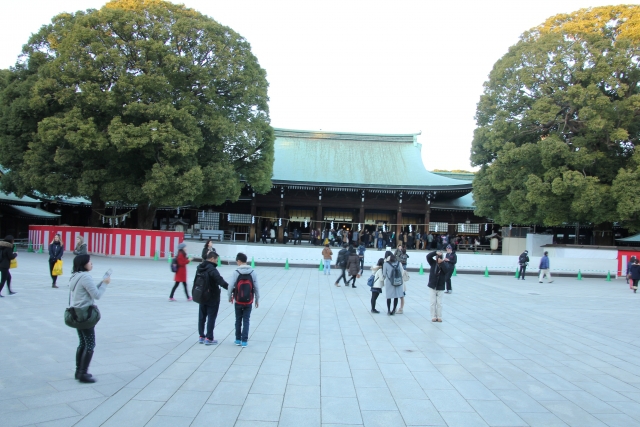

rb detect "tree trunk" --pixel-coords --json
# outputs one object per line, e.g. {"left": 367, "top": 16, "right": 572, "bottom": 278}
{"left": 137, "top": 203, "right": 157, "bottom": 230}
{"left": 90, "top": 194, "right": 105, "bottom": 227}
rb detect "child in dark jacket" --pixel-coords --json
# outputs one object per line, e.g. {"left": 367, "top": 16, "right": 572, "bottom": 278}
{"left": 0, "top": 235, "right": 17, "bottom": 296}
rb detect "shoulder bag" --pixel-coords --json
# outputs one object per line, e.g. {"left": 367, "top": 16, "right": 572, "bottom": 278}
{"left": 64, "top": 274, "right": 101, "bottom": 330}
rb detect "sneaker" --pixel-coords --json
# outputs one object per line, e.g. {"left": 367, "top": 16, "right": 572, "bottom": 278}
{"left": 234, "top": 340, "right": 241, "bottom": 346}
{"left": 9, "top": 291, "right": 16, "bottom": 295}
{"left": 549, "top": 281, "right": 553, "bottom": 283}
{"left": 539, "top": 281, "right": 543, "bottom": 283}
{"left": 334, "top": 282, "right": 340, "bottom": 287}
{"left": 396, "top": 308, "right": 403, "bottom": 314}
{"left": 169, "top": 298, "right": 177, "bottom": 302}
{"left": 204, "top": 339, "right": 218, "bottom": 345}
{"left": 198, "top": 336, "right": 205, "bottom": 344}
{"left": 52, "top": 284, "right": 59, "bottom": 288}
{"left": 371, "top": 309, "right": 380, "bottom": 313}
{"left": 241, "top": 341, "right": 248, "bottom": 348}
{"left": 187, "top": 297, "right": 193, "bottom": 301}
{"left": 352, "top": 285, "right": 357, "bottom": 288}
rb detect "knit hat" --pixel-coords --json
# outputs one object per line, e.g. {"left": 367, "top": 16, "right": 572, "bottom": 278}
{"left": 178, "top": 242, "right": 187, "bottom": 250}
{"left": 446, "top": 244, "right": 452, "bottom": 250}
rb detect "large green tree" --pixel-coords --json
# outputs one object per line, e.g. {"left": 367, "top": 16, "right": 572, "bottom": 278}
{"left": 471, "top": 5, "right": 640, "bottom": 233}
{"left": 0, "top": 0, "right": 273, "bottom": 228}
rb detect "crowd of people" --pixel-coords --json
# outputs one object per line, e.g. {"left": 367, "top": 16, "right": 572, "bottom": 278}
{"left": 256, "top": 225, "right": 489, "bottom": 253}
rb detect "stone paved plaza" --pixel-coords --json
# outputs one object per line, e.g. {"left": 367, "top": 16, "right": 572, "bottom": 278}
{"left": 1, "top": 252, "right": 640, "bottom": 427}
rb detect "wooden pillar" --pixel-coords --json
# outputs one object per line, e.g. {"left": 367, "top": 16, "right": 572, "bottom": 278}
{"left": 396, "top": 205, "right": 402, "bottom": 247}
{"left": 359, "top": 190, "right": 365, "bottom": 224}
{"left": 425, "top": 204, "right": 431, "bottom": 247}
{"left": 278, "top": 202, "right": 285, "bottom": 243}
{"left": 249, "top": 194, "right": 257, "bottom": 242}
{"left": 316, "top": 189, "right": 323, "bottom": 233}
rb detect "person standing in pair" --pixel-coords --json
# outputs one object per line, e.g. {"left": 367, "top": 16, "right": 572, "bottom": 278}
{"left": 427, "top": 250, "right": 449, "bottom": 322}
{"left": 228, "top": 253, "right": 259, "bottom": 347}
{"left": 49, "top": 234, "right": 64, "bottom": 288}
{"left": 518, "top": 250, "right": 529, "bottom": 280}
{"left": 383, "top": 251, "right": 405, "bottom": 315}
{"left": 196, "top": 251, "right": 228, "bottom": 345}
{"left": 321, "top": 244, "right": 333, "bottom": 275}
{"left": 0, "top": 235, "right": 18, "bottom": 296}
{"left": 370, "top": 258, "right": 384, "bottom": 313}
{"left": 169, "top": 242, "right": 191, "bottom": 301}
{"left": 444, "top": 244, "right": 457, "bottom": 293}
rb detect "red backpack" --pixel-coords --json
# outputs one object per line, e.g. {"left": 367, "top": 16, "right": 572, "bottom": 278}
{"left": 233, "top": 270, "right": 254, "bottom": 305}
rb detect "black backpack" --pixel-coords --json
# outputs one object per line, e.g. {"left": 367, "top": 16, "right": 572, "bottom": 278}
{"left": 519, "top": 253, "right": 527, "bottom": 264}
{"left": 234, "top": 271, "right": 255, "bottom": 305}
{"left": 191, "top": 270, "right": 212, "bottom": 304}
{"left": 389, "top": 262, "right": 403, "bottom": 286}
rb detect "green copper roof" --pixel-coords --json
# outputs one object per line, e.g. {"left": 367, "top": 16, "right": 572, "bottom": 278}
{"left": 431, "top": 193, "right": 476, "bottom": 211}
{"left": 272, "top": 129, "right": 472, "bottom": 190}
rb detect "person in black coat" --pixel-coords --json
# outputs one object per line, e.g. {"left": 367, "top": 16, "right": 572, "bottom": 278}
{"left": 518, "top": 250, "right": 529, "bottom": 280}
{"left": 49, "top": 234, "right": 64, "bottom": 288}
{"left": 427, "top": 250, "right": 450, "bottom": 322}
{"left": 444, "top": 244, "right": 457, "bottom": 294}
{"left": 201, "top": 239, "right": 214, "bottom": 260}
{"left": 334, "top": 244, "right": 349, "bottom": 287}
{"left": 196, "top": 251, "right": 229, "bottom": 344}
{"left": 0, "top": 235, "right": 17, "bottom": 296}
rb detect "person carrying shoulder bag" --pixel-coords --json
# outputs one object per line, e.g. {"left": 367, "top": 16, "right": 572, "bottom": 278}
{"left": 67, "top": 255, "right": 109, "bottom": 383}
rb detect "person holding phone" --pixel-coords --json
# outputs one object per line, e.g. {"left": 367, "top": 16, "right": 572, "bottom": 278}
{"left": 69, "top": 255, "right": 110, "bottom": 383}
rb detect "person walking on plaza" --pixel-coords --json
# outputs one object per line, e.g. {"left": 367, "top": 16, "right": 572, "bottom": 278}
{"left": 538, "top": 251, "right": 553, "bottom": 283}
{"left": 196, "top": 251, "right": 228, "bottom": 345}
{"left": 293, "top": 228, "right": 301, "bottom": 245}
{"left": 201, "top": 239, "right": 215, "bottom": 260}
{"left": 630, "top": 258, "right": 640, "bottom": 293}
{"left": 73, "top": 235, "right": 88, "bottom": 255}
{"left": 334, "top": 244, "right": 349, "bottom": 287}
{"left": 427, "top": 250, "right": 449, "bottom": 322}
{"left": 395, "top": 245, "right": 408, "bottom": 269}
{"left": 627, "top": 256, "right": 637, "bottom": 286}
{"left": 69, "top": 254, "right": 110, "bottom": 383}
{"left": 228, "top": 253, "right": 259, "bottom": 347}
{"left": 346, "top": 247, "right": 360, "bottom": 288}
{"left": 370, "top": 258, "right": 384, "bottom": 313}
{"left": 49, "top": 234, "right": 64, "bottom": 288}
{"left": 444, "top": 244, "right": 457, "bottom": 293}
{"left": 0, "top": 235, "right": 18, "bottom": 296}
{"left": 169, "top": 242, "right": 192, "bottom": 301}
{"left": 261, "top": 227, "right": 268, "bottom": 244}
{"left": 383, "top": 251, "right": 405, "bottom": 315}
{"left": 518, "top": 250, "right": 529, "bottom": 280}
{"left": 322, "top": 244, "right": 333, "bottom": 275}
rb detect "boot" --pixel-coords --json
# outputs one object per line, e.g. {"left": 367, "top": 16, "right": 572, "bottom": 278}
{"left": 77, "top": 349, "right": 96, "bottom": 383}
{"left": 75, "top": 347, "right": 92, "bottom": 380}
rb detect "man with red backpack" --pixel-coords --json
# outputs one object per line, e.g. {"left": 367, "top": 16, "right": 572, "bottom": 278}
{"left": 228, "top": 252, "right": 259, "bottom": 348}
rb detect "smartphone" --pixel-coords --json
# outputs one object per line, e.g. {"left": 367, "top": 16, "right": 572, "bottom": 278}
{"left": 103, "top": 269, "right": 113, "bottom": 280}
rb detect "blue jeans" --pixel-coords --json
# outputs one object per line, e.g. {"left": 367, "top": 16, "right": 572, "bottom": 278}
{"left": 235, "top": 304, "right": 252, "bottom": 342}
{"left": 198, "top": 300, "right": 220, "bottom": 340}
{"left": 324, "top": 260, "right": 331, "bottom": 274}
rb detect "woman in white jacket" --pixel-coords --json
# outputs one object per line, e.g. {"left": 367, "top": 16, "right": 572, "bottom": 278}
{"left": 370, "top": 258, "right": 384, "bottom": 313}
{"left": 69, "top": 255, "right": 110, "bottom": 383}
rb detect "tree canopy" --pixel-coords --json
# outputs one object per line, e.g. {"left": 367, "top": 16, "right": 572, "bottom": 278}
{"left": 0, "top": 0, "right": 273, "bottom": 227}
{"left": 471, "top": 5, "right": 640, "bottom": 230}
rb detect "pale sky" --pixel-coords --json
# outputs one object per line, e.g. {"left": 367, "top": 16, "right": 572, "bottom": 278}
{"left": 1, "top": 0, "right": 637, "bottom": 171}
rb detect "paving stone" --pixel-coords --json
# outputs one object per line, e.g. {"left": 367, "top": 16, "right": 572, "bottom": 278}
{"left": 4, "top": 256, "right": 640, "bottom": 427}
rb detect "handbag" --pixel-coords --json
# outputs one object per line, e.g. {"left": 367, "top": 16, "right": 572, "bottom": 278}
{"left": 402, "top": 269, "right": 410, "bottom": 282}
{"left": 10, "top": 258, "right": 17, "bottom": 269}
{"left": 52, "top": 260, "right": 63, "bottom": 276}
{"left": 64, "top": 275, "right": 101, "bottom": 329}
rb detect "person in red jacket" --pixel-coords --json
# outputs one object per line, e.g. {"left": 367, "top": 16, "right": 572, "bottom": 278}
{"left": 169, "top": 242, "right": 192, "bottom": 301}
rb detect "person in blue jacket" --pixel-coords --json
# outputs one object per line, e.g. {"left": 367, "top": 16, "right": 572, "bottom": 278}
{"left": 538, "top": 251, "right": 553, "bottom": 283}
